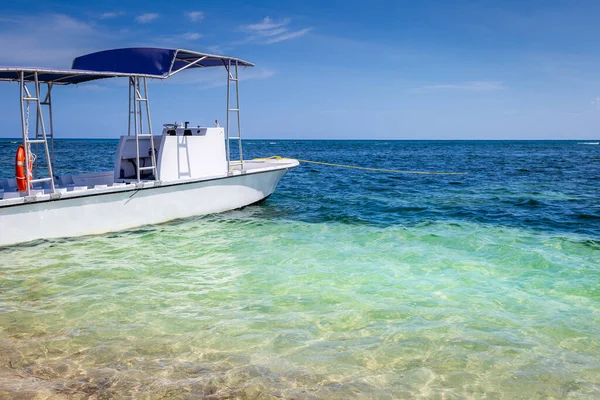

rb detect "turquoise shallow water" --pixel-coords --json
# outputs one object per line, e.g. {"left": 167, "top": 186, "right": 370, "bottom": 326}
{"left": 0, "top": 140, "right": 599, "bottom": 398}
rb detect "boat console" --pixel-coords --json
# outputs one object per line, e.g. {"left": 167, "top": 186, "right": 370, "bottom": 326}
{"left": 114, "top": 122, "right": 227, "bottom": 182}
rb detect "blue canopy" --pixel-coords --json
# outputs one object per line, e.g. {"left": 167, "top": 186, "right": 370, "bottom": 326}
{"left": 0, "top": 67, "right": 135, "bottom": 85}
{"left": 72, "top": 48, "right": 254, "bottom": 77}
{"left": 0, "top": 48, "right": 254, "bottom": 85}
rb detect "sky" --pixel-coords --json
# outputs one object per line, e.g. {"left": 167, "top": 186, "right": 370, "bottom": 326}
{"left": 0, "top": 0, "right": 599, "bottom": 139}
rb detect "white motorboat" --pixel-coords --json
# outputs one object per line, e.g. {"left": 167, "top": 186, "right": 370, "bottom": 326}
{"left": 0, "top": 48, "right": 298, "bottom": 246}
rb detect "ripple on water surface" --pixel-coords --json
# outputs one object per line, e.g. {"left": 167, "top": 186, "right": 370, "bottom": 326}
{"left": 1, "top": 140, "right": 600, "bottom": 398}
{"left": 1, "top": 212, "right": 599, "bottom": 399}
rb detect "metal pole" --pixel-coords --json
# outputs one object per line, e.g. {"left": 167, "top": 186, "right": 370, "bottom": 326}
{"left": 235, "top": 61, "right": 243, "bottom": 169}
{"left": 19, "top": 72, "right": 31, "bottom": 196}
{"left": 137, "top": 79, "right": 143, "bottom": 136}
{"left": 34, "top": 80, "right": 40, "bottom": 176}
{"left": 166, "top": 55, "right": 208, "bottom": 77}
{"left": 134, "top": 77, "right": 140, "bottom": 182}
{"left": 47, "top": 83, "right": 55, "bottom": 175}
{"left": 128, "top": 78, "right": 132, "bottom": 136}
{"left": 143, "top": 77, "right": 157, "bottom": 180}
{"left": 225, "top": 60, "right": 231, "bottom": 173}
{"left": 34, "top": 72, "right": 55, "bottom": 193}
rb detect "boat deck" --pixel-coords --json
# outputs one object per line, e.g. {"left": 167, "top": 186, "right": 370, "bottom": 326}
{"left": 0, "top": 158, "right": 298, "bottom": 204}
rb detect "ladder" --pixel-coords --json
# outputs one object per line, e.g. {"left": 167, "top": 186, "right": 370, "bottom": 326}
{"left": 34, "top": 83, "right": 55, "bottom": 182}
{"left": 19, "top": 71, "right": 55, "bottom": 194}
{"left": 225, "top": 59, "right": 244, "bottom": 173}
{"left": 128, "top": 76, "right": 157, "bottom": 182}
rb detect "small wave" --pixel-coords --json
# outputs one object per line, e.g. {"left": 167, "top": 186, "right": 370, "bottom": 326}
{"left": 515, "top": 198, "right": 545, "bottom": 207}
{"left": 577, "top": 142, "right": 599, "bottom": 145}
{"left": 383, "top": 206, "right": 428, "bottom": 213}
{"left": 582, "top": 238, "right": 600, "bottom": 248}
{"left": 319, "top": 214, "right": 371, "bottom": 225}
{"left": 577, "top": 213, "right": 600, "bottom": 220}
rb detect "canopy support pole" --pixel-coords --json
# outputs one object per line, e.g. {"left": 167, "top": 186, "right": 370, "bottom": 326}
{"left": 128, "top": 78, "right": 132, "bottom": 137}
{"left": 224, "top": 59, "right": 244, "bottom": 174}
{"left": 129, "top": 76, "right": 157, "bottom": 182}
{"left": 225, "top": 63, "right": 231, "bottom": 172}
{"left": 46, "top": 83, "right": 55, "bottom": 172}
{"left": 39, "top": 83, "right": 55, "bottom": 179}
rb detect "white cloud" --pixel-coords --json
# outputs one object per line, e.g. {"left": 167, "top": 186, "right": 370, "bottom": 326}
{"left": 0, "top": 14, "right": 113, "bottom": 67}
{"left": 239, "top": 17, "right": 312, "bottom": 44}
{"left": 99, "top": 11, "right": 124, "bottom": 19}
{"left": 265, "top": 28, "right": 313, "bottom": 44}
{"left": 258, "top": 27, "right": 288, "bottom": 37}
{"left": 135, "top": 13, "right": 159, "bottom": 23}
{"left": 49, "top": 14, "right": 95, "bottom": 35}
{"left": 207, "top": 45, "right": 224, "bottom": 55}
{"left": 411, "top": 81, "right": 504, "bottom": 93}
{"left": 243, "top": 68, "right": 276, "bottom": 81}
{"left": 592, "top": 97, "right": 600, "bottom": 109}
{"left": 246, "top": 17, "right": 290, "bottom": 31}
{"left": 156, "top": 32, "right": 204, "bottom": 44}
{"left": 181, "top": 32, "right": 202, "bottom": 40}
{"left": 185, "top": 11, "right": 204, "bottom": 22}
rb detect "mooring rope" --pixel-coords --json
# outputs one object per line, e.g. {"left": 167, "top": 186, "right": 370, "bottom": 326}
{"left": 1, "top": 157, "right": 467, "bottom": 175}
{"left": 254, "top": 156, "right": 468, "bottom": 175}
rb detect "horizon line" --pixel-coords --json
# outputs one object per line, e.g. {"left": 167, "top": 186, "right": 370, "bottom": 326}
{"left": 0, "top": 137, "right": 597, "bottom": 142}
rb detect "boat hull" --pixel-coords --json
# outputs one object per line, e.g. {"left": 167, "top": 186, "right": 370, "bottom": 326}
{"left": 0, "top": 168, "right": 289, "bottom": 247}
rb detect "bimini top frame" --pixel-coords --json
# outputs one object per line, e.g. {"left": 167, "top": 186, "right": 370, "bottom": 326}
{"left": 0, "top": 67, "right": 142, "bottom": 85}
{"left": 0, "top": 48, "right": 253, "bottom": 84}
{"left": 72, "top": 47, "right": 254, "bottom": 78}
{"left": 0, "top": 48, "right": 253, "bottom": 195}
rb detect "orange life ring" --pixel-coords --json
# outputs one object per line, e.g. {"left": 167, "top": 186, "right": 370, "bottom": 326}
{"left": 15, "top": 144, "right": 32, "bottom": 192}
